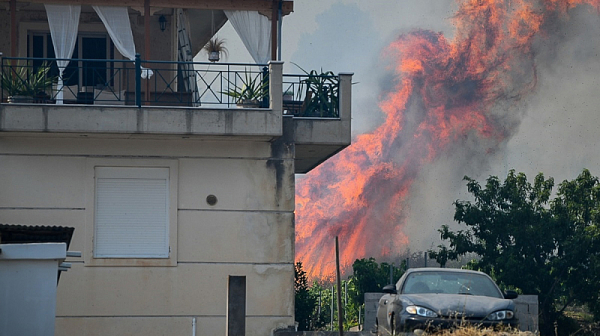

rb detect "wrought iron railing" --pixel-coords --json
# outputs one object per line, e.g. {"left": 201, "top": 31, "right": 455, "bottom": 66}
{"left": 1, "top": 54, "right": 341, "bottom": 118}
{"left": 282, "top": 71, "right": 340, "bottom": 118}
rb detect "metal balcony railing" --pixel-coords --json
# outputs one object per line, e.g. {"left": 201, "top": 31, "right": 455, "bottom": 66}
{"left": 1, "top": 54, "right": 342, "bottom": 118}
{"left": 282, "top": 71, "right": 340, "bottom": 118}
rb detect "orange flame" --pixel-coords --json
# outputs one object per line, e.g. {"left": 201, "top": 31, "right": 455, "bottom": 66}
{"left": 296, "top": 0, "right": 600, "bottom": 279}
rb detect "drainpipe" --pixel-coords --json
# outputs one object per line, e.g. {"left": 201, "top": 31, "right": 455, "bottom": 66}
{"left": 192, "top": 317, "right": 196, "bottom": 336}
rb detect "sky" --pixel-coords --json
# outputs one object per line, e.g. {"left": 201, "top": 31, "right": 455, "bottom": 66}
{"left": 205, "top": 0, "right": 600, "bottom": 255}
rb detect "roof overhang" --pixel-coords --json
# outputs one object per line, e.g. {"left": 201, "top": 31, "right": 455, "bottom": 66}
{"left": 0, "top": 0, "right": 294, "bottom": 16}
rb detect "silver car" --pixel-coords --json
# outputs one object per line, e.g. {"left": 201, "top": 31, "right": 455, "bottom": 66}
{"left": 376, "top": 268, "right": 519, "bottom": 335}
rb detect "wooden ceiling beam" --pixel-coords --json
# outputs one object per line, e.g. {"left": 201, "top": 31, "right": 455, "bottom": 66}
{"left": 1, "top": 0, "right": 294, "bottom": 15}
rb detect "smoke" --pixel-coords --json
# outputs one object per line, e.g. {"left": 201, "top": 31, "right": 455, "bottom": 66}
{"left": 394, "top": 4, "right": 600, "bottom": 253}
{"left": 504, "top": 5, "right": 600, "bottom": 178}
{"left": 295, "top": 0, "right": 600, "bottom": 278}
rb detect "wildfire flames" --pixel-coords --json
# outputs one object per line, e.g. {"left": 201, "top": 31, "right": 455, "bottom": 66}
{"left": 295, "top": 0, "right": 600, "bottom": 279}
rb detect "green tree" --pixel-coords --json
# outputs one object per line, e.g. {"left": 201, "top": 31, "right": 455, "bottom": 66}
{"left": 429, "top": 169, "right": 600, "bottom": 335}
{"left": 551, "top": 170, "right": 600, "bottom": 318}
{"left": 342, "top": 278, "right": 361, "bottom": 330}
{"left": 295, "top": 262, "right": 316, "bottom": 331}
{"left": 309, "top": 281, "right": 333, "bottom": 330}
{"left": 351, "top": 258, "right": 405, "bottom": 306}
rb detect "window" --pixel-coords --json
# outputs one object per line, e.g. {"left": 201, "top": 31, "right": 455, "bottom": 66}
{"left": 94, "top": 167, "right": 169, "bottom": 258}
{"left": 84, "top": 160, "right": 178, "bottom": 266}
{"left": 28, "top": 32, "right": 114, "bottom": 87}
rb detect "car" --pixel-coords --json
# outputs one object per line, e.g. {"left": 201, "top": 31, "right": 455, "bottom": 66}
{"left": 375, "top": 267, "right": 519, "bottom": 335}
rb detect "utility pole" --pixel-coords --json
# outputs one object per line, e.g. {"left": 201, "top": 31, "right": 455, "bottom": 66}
{"left": 335, "top": 236, "right": 344, "bottom": 336}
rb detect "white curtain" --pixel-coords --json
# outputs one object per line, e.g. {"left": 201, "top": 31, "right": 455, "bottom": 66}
{"left": 224, "top": 10, "right": 271, "bottom": 64}
{"left": 93, "top": 5, "right": 153, "bottom": 78}
{"left": 45, "top": 4, "right": 81, "bottom": 104}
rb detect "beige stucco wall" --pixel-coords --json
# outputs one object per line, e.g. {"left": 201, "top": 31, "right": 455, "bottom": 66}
{"left": 0, "top": 134, "right": 296, "bottom": 336}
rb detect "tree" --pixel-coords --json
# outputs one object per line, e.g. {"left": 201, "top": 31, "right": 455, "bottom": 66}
{"left": 309, "top": 281, "right": 331, "bottom": 330}
{"left": 551, "top": 170, "right": 600, "bottom": 319}
{"left": 351, "top": 258, "right": 405, "bottom": 306}
{"left": 429, "top": 169, "right": 600, "bottom": 335}
{"left": 295, "top": 262, "right": 317, "bottom": 331}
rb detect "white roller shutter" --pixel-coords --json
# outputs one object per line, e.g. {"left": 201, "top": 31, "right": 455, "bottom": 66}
{"left": 94, "top": 167, "right": 169, "bottom": 258}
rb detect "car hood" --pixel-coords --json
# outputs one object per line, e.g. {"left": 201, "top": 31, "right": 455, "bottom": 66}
{"left": 399, "top": 294, "right": 514, "bottom": 318}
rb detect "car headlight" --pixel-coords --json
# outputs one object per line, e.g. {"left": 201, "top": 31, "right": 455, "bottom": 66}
{"left": 406, "top": 305, "right": 438, "bottom": 318}
{"left": 487, "top": 310, "right": 514, "bottom": 320}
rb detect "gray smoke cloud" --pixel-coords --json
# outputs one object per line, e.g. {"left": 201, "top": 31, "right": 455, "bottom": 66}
{"left": 404, "top": 5, "right": 600, "bottom": 253}
{"left": 272, "top": 0, "right": 600, "bottom": 268}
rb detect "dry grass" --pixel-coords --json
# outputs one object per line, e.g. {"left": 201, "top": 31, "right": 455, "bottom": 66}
{"left": 422, "top": 326, "right": 538, "bottom": 336}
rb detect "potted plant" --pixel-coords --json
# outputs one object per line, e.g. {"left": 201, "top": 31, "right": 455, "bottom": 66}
{"left": 1, "top": 62, "right": 53, "bottom": 103}
{"left": 294, "top": 64, "right": 339, "bottom": 118}
{"left": 203, "top": 37, "right": 228, "bottom": 62}
{"left": 222, "top": 69, "right": 268, "bottom": 108}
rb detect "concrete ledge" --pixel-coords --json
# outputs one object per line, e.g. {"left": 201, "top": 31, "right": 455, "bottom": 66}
{"left": 274, "top": 332, "right": 374, "bottom": 336}
{"left": 0, "top": 104, "right": 283, "bottom": 137}
{"left": 293, "top": 118, "right": 351, "bottom": 146}
{"left": 0, "top": 242, "right": 67, "bottom": 260}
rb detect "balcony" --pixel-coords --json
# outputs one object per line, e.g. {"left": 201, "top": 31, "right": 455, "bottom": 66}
{"left": 0, "top": 55, "right": 352, "bottom": 173}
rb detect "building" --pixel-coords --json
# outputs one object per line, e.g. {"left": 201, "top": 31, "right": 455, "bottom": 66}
{"left": 0, "top": 1, "right": 352, "bottom": 335}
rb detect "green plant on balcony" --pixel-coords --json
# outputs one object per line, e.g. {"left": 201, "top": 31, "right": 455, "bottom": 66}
{"left": 204, "top": 37, "right": 228, "bottom": 62}
{"left": 1, "top": 62, "right": 54, "bottom": 103}
{"left": 222, "top": 69, "right": 268, "bottom": 107}
{"left": 294, "top": 64, "right": 339, "bottom": 118}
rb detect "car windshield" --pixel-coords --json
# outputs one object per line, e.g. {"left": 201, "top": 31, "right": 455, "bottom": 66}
{"left": 401, "top": 271, "right": 503, "bottom": 298}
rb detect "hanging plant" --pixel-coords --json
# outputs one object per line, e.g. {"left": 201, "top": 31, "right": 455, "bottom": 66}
{"left": 203, "top": 37, "right": 228, "bottom": 62}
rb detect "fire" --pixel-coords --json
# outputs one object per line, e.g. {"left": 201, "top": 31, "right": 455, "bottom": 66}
{"left": 295, "top": 0, "right": 600, "bottom": 279}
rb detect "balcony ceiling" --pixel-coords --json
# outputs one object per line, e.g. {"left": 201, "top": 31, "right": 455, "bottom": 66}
{"left": 0, "top": 0, "right": 294, "bottom": 14}
{"left": 295, "top": 144, "right": 347, "bottom": 174}
{"left": 187, "top": 9, "right": 228, "bottom": 57}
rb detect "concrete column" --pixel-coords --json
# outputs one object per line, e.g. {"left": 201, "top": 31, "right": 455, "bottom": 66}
{"left": 338, "top": 72, "right": 353, "bottom": 143}
{"left": 338, "top": 73, "right": 353, "bottom": 119}
{"left": 269, "top": 61, "right": 284, "bottom": 115}
{"left": 227, "top": 275, "right": 246, "bottom": 336}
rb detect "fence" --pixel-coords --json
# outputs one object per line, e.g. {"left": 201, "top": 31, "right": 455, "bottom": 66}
{"left": 1, "top": 53, "right": 341, "bottom": 118}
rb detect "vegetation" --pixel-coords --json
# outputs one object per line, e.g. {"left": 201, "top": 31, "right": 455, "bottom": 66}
{"left": 422, "top": 325, "right": 533, "bottom": 336}
{"left": 294, "top": 258, "right": 407, "bottom": 331}
{"left": 1, "top": 62, "right": 53, "bottom": 97}
{"left": 222, "top": 69, "right": 268, "bottom": 104}
{"left": 351, "top": 257, "right": 405, "bottom": 305}
{"left": 295, "top": 169, "right": 600, "bottom": 335}
{"left": 295, "top": 262, "right": 316, "bottom": 331}
{"left": 203, "top": 37, "right": 228, "bottom": 62}
{"left": 293, "top": 63, "right": 340, "bottom": 118}
{"left": 429, "top": 169, "right": 600, "bottom": 335}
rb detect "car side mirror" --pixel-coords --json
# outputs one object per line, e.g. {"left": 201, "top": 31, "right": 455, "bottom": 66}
{"left": 504, "top": 290, "right": 518, "bottom": 299}
{"left": 382, "top": 284, "right": 397, "bottom": 294}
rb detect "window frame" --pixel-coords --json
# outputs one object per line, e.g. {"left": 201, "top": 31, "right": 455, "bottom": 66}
{"left": 28, "top": 31, "right": 114, "bottom": 87}
{"left": 84, "top": 159, "right": 178, "bottom": 267}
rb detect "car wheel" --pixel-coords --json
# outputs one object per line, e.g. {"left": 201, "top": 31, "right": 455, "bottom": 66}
{"left": 390, "top": 313, "right": 395, "bottom": 336}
